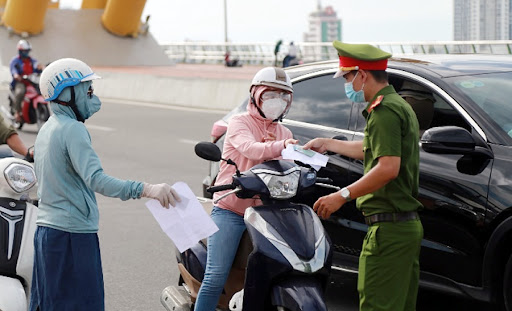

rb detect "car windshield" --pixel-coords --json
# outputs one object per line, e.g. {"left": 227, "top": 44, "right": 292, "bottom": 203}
{"left": 447, "top": 72, "right": 512, "bottom": 138}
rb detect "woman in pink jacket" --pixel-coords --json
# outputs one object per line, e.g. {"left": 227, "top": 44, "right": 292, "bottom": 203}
{"left": 195, "top": 67, "right": 298, "bottom": 310}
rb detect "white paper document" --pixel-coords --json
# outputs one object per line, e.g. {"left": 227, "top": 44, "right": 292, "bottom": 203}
{"left": 281, "top": 144, "right": 329, "bottom": 171}
{"left": 145, "top": 182, "right": 219, "bottom": 253}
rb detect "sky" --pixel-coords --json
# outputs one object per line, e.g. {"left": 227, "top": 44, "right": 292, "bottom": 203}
{"left": 59, "top": 0, "right": 454, "bottom": 44}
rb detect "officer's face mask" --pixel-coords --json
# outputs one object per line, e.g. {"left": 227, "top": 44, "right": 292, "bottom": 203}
{"left": 344, "top": 71, "right": 366, "bottom": 103}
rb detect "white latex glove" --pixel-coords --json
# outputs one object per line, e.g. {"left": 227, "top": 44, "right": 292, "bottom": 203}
{"left": 142, "top": 183, "right": 181, "bottom": 208}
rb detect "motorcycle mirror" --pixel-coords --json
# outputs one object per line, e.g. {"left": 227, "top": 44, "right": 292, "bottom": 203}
{"left": 195, "top": 142, "right": 222, "bottom": 162}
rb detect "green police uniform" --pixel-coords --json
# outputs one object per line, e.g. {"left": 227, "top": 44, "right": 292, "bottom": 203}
{"left": 0, "top": 113, "right": 17, "bottom": 144}
{"left": 333, "top": 41, "right": 424, "bottom": 311}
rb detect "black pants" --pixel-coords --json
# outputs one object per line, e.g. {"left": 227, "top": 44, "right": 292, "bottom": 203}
{"left": 12, "top": 81, "right": 26, "bottom": 113}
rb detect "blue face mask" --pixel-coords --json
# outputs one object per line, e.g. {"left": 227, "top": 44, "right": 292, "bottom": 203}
{"left": 344, "top": 71, "right": 366, "bottom": 103}
{"left": 19, "top": 50, "right": 30, "bottom": 58}
{"left": 88, "top": 94, "right": 102, "bottom": 116}
{"left": 56, "top": 82, "right": 101, "bottom": 121}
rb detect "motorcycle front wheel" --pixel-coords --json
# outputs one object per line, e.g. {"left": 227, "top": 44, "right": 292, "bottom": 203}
{"left": 7, "top": 99, "right": 23, "bottom": 130}
{"left": 35, "top": 104, "right": 50, "bottom": 131}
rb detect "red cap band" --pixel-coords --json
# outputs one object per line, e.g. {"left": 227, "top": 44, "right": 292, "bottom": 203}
{"left": 338, "top": 55, "right": 388, "bottom": 71}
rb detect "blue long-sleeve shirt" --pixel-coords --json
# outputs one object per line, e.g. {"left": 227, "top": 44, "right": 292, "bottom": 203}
{"left": 34, "top": 100, "right": 144, "bottom": 233}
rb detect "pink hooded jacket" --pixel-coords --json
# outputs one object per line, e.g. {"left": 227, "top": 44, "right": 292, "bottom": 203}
{"left": 213, "top": 88, "right": 293, "bottom": 216}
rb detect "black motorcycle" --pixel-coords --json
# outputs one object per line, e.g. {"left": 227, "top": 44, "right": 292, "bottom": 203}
{"left": 161, "top": 142, "right": 336, "bottom": 311}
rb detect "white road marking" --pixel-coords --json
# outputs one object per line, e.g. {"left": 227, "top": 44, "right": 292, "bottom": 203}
{"left": 86, "top": 124, "right": 115, "bottom": 131}
{"left": 102, "top": 98, "right": 228, "bottom": 115}
{"left": 179, "top": 139, "right": 200, "bottom": 145}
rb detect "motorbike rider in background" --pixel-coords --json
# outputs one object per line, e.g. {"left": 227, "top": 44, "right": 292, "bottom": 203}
{"left": 194, "top": 67, "right": 298, "bottom": 310}
{"left": 29, "top": 58, "right": 181, "bottom": 311}
{"left": 9, "top": 40, "right": 44, "bottom": 123}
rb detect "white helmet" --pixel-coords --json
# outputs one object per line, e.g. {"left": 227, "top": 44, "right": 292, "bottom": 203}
{"left": 251, "top": 67, "right": 293, "bottom": 93}
{"left": 40, "top": 58, "right": 101, "bottom": 101}
{"left": 17, "top": 39, "right": 31, "bottom": 51}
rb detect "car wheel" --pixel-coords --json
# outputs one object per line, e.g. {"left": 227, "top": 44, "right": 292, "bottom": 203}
{"left": 503, "top": 254, "right": 512, "bottom": 310}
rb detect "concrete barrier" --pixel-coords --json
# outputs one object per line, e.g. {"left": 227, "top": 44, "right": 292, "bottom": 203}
{"left": 0, "top": 64, "right": 264, "bottom": 112}
{"left": 94, "top": 71, "right": 249, "bottom": 112}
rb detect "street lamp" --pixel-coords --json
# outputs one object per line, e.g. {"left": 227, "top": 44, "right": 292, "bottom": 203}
{"left": 224, "top": 0, "right": 228, "bottom": 51}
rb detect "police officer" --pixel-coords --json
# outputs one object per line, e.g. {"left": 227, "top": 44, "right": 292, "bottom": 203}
{"left": 0, "top": 113, "right": 32, "bottom": 159}
{"left": 304, "top": 41, "right": 423, "bottom": 311}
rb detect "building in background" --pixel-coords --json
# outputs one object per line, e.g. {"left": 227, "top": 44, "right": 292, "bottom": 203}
{"left": 454, "top": 0, "right": 510, "bottom": 40}
{"left": 303, "top": 2, "right": 342, "bottom": 42}
{"left": 303, "top": 1, "right": 342, "bottom": 42}
{"left": 301, "top": 1, "right": 342, "bottom": 62}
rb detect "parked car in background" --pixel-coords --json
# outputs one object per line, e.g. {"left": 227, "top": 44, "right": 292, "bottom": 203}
{"left": 201, "top": 55, "right": 512, "bottom": 309}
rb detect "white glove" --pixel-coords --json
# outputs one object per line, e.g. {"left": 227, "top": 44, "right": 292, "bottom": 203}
{"left": 142, "top": 183, "right": 181, "bottom": 208}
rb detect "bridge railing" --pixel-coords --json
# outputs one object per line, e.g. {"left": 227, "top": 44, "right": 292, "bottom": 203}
{"left": 160, "top": 40, "right": 512, "bottom": 65}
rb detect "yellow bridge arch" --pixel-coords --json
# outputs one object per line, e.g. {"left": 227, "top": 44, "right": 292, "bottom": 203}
{"left": 0, "top": 0, "right": 147, "bottom": 37}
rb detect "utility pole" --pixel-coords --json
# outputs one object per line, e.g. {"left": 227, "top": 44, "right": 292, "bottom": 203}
{"left": 224, "top": 0, "right": 228, "bottom": 52}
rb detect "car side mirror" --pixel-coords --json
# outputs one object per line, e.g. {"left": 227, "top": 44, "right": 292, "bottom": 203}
{"left": 420, "top": 126, "right": 476, "bottom": 154}
{"left": 195, "top": 142, "right": 222, "bottom": 162}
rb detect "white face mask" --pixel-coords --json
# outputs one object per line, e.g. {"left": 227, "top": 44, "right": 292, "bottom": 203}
{"left": 261, "top": 98, "right": 287, "bottom": 121}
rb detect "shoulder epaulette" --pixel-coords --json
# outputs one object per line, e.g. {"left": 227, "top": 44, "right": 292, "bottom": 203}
{"left": 367, "top": 95, "right": 384, "bottom": 113}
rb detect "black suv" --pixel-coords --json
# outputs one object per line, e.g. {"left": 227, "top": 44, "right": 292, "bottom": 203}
{"left": 202, "top": 55, "right": 512, "bottom": 309}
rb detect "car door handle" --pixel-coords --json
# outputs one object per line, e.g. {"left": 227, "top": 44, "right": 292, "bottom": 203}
{"left": 326, "top": 135, "right": 348, "bottom": 155}
{"left": 332, "top": 135, "right": 348, "bottom": 141}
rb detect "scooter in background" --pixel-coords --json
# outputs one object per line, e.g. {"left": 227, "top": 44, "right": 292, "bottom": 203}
{"left": 0, "top": 158, "right": 38, "bottom": 311}
{"left": 2, "top": 73, "right": 51, "bottom": 131}
{"left": 161, "top": 142, "right": 337, "bottom": 311}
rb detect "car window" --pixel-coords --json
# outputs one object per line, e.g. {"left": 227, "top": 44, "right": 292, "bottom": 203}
{"left": 447, "top": 72, "right": 512, "bottom": 138}
{"left": 397, "top": 79, "right": 471, "bottom": 136}
{"left": 352, "top": 77, "right": 472, "bottom": 136}
{"left": 287, "top": 74, "right": 353, "bottom": 129}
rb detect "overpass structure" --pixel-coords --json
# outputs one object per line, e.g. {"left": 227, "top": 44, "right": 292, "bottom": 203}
{"left": 162, "top": 40, "right": 512, "bottom": 66}
{"left": 0, "top": 0, "right": 170, "bottom": 67}
{"left": 2, "top": 1, "right": 512, "bottom": 113}
{"left": 0, "top": 0, "right": 146, "bottom": 37}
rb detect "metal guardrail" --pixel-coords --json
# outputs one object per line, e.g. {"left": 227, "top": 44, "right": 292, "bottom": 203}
{"left": 161, "top": 40, "right": 512, "bottom": 66}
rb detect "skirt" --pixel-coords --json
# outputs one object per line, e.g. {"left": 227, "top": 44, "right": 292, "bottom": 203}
{"left": 29, "top": 226, "right": 105, "bottom": 311}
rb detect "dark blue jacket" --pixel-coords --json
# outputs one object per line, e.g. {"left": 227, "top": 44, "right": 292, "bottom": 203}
{"left": 9, "top": 56, "right": 41, "bottom": 89}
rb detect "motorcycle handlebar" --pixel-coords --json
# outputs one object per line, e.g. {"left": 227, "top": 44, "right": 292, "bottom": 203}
{"left": 316, "top": 177, "right": 333, "bottom": 184}
{"left": 207, "top": 183, "right": 236, "bottom": 194}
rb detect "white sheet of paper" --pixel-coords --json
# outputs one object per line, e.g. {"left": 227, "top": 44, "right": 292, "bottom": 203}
{"left": 281, "top": 144, "right": 329, "bottom": 171}
{"left": 145, "top": 182, "right": 219, "bottom": 253}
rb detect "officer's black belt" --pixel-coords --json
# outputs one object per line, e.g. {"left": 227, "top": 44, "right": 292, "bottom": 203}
{"left": 364, "top": 211, "right": 419, "bottom": 226}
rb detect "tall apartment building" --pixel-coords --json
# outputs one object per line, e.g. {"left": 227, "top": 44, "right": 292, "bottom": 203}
{"left": 454, "top": 0, "right": 510, "bottom": 40}
{"left": 303, "top": 2, "right": 342, "bottom": 42}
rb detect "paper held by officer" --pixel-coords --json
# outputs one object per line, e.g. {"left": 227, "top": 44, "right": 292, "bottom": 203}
{"left": 281, "top": 144, "right": 329, "bottom": 170}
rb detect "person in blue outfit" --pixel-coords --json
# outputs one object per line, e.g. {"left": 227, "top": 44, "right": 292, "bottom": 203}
{"left": 9, "top": 40, "right": 43, "bottom": 122}
{"left": 29, "top": 58, "right": 181, "bottom": 311}
{"left": 282, "top": 41, "right": 297, "bottom": 68}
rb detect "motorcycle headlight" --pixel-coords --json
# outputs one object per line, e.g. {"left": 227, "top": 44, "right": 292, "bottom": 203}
{"left": 4, "top": 163, "right": 37, "bottom": 193}
{"left": 254, "top": 167, "right": 300, "bottom": 199}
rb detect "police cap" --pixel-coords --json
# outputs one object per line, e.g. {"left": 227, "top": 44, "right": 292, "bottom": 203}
{"left": 332, "top": 41, "right": 392, "bottom": 78}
